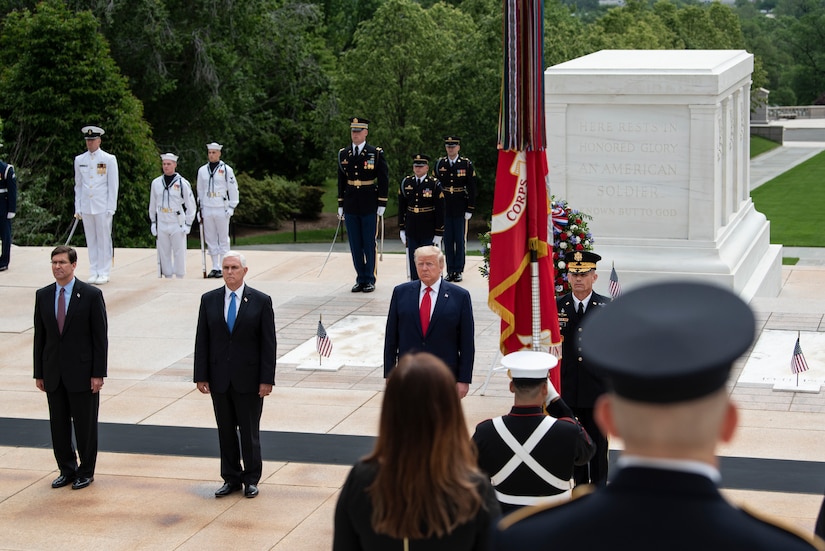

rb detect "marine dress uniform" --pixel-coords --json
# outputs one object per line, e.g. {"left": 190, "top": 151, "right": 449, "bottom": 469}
{"left": 473, "top": 351, "right": 595, "bottom": 514}
{"left": 196, "top": 142, "right": 239, "bottom": 277}
{"left": 337, "top": 117, "right": 389, "bottom": 292}
{"left": 0, "top": 150, "right": 17, "bottom": 271}
{"left": 398, "top": 154, "right": 445, "bottom": 280}
{"left": 74, "top": 126, "right": 119, "bottom": 284}
{"left": 149, "top": 153, "right": 196, "bottom": 278}
{"left": 434, "top": 136, "right": 476, "bottom": 282}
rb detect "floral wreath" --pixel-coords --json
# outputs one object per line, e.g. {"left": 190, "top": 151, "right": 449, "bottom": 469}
{"left": 479, "top": 196, "right": 594, "bottom": 296}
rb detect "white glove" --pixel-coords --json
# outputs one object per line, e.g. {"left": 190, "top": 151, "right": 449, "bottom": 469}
{"left": 150, "top": 223, "right": 157, "bottom": 237}
{"left": 433, "top": 235, "right": 442, "bottom": 247}
{"left": 226, "top": 208, "right": 234, "bottom": 218}
{"left": 545, "top": 377, "right": 560, "bottom": 405}
{"left": 183, "top": 225, "right": 192, "bottom": 234}
{"left": 377, "top": 206, "right": 386, "bottom": 216}
{"left": 106, "top": 210, "right": 115, "bottom": 216}
{"left": 337, "top": 207, "right": 344, "bottom": 220}
{"left": 464, "top": 212, "right": 472, "bottom": 220}
{"left": 7, "top": 212, "right": 14, "bottom": 219}
{"left": 74, "top": 212, "right": 82, "bottom": 220}
{"left": 400, "top": 230, "right": 407, "bottom": 245}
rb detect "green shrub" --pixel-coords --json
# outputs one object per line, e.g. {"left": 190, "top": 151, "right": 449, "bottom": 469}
{"left": 233, "top": 173, "right": 300, "bottom": 228}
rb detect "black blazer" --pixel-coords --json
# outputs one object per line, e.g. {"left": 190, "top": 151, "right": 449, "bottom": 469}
{"left": 33, "top": 279, "right": 108, "bottom": 392}
{"left": 193, "top": 285, "right": 276, "bottom": 393}
{"left": 383, "top": 279, "right": 474, "bottom": 383}
{"left": 337, "top": 143, "right": 390, "bottom": 216}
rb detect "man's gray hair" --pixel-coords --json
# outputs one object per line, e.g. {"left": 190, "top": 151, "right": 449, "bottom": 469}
{"left": 223, "top": 251, "right": 247, "bottom": 267}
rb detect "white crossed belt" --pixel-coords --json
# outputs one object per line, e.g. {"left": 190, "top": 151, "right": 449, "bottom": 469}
{"left": 491, "top": 416, "right": 573, "bottom": 506}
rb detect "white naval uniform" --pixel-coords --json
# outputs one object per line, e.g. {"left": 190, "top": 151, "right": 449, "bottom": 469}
{"left": 149, "top": 173, "right": 196, "bottom": 278}
{"left": 74, "top": 148, "right": 119, "bottom": 279}
{"left": 196, "top": 161, "right": 239, "bottom": 271}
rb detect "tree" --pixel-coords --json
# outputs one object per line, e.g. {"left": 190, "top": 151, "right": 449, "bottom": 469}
{"left": 0, "top": 0, "right": 157, "bottom": 246}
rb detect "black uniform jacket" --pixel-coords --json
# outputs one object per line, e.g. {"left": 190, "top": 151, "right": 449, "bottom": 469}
{"left": 434, "top": 156, "right": 476, "bottom": 217}
{"left": 398, "top": 175, "right": 445, "bottom": 241}
{"left": 337, "top": 143, "right": 389, "bottom": 216}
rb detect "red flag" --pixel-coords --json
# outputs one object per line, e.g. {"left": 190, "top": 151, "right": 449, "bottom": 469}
{"left": 488, "top": 149, "right": 562, "bottom": 390}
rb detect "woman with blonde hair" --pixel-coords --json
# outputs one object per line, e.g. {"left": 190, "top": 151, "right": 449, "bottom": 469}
{"left": 333, "top": 352, "right": 500, "bottom": 550}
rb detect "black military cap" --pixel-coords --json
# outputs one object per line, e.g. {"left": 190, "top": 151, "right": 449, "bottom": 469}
{"left": 581, "top": 281, "right": 755, "bottom": 404}
{"left": 349, "top": 117, "right": 369, "bottom": 131}
{"left": 444, "top": 136, "right": 461, "bottom": 146}
{"left": 412, "top": 154, "right": 430, "bottom": 165}
{"left": 564, "top": 250, "right": 602, "bottom": 273}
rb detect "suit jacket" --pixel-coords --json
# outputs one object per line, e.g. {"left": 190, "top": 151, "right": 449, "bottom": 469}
{"left": 493, "top": 467, "right": 821, "bottom": 550}
{"left": 0, "top": 161, "right": 16, "bottom": 215}
{"left": 556, "top": 291, "right": 610, "bottom": 408}
{"left": 33, "top": 279, "right": 108, "bottom": 392}
{"left": 337, "top": 143, "right": 390, "bottom": 216}
{"left": 194, "top": 285, "right": 276, "bottom": 393}
{"left": 383, "top": 279, "right": 474, "bottom": 383}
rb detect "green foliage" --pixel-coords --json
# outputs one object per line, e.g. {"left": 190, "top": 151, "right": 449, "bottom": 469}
{"left": 296, "top": 186, "right": 325, "bottom": 219}
{"left": 751, "top": 151, "right": 825, "bottom": 246}
{"left": 233, "top": 173, "right": 301, "bottom": 228}
{"left": 750, "top": 135, "right": 781, "bottom": 158}
{"left": 0, "top": 0, "right": 158, "bottom": 247}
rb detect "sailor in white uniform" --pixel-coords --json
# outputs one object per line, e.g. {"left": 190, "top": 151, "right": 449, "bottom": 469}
{"left": 195, "top": 142, "right": 239, "bottom": 278}
{"left": 149, "top": 153, "right": 196, "bottom": 278}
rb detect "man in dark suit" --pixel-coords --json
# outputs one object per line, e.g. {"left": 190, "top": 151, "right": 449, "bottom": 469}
{"left": 494, "top": 282, "right": 823, "bottom": 551}
{"left": 0, "top": 146, "right": 17, "bottom": 272}
{"left": 556, "top": 250, "right": 610, "bottom": 486}
{"left": 194, "top": 251, "right": 276, "bottom": 498}
{"left": 384, "top": 245, "right": 474, "bottom": 398}
{"left": 33, "top": 245, "right": 108, "bottom": 490}
{"left": 337, "top": 117, "right": 390, "bottom": 293}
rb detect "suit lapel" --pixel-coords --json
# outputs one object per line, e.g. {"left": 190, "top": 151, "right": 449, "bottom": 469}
{"left": 428, "top": 280, "right": 450, "bottom": 333}
{"left": 61, "top": 281, "right": 82, "bottom": 334}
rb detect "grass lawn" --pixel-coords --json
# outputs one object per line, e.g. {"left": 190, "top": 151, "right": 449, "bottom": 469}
{"left": 751, "top": 135, "right": 781, "bottom": 158}
{"left": 751, "top": 150, "right": 825, "bottom": 247}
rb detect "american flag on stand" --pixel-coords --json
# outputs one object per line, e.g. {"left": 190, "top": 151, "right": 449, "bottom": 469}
{"left": 791, "top": 335, "right": 809, "bottom": 375}
{"left": 316, "top": 320, "right": 332, "bottom": 358}
{"left": 609, "top": 264, "right": 622, "bottom": 299}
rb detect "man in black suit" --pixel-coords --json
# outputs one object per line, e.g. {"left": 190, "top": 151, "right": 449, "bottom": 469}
{"left": 494, "top": 282, "right": 823, "bottom": 551}
{"left": 33, "top": 245, "right": 108, "bottom": 490}
{"left": 384, "top": 245, "right": 474, "bottom": 398}
{"left": 556, "top": 250, "right": 610, "bottom": 486}
{"left": 194, "top": 251, "right": 276, "bottom": 498}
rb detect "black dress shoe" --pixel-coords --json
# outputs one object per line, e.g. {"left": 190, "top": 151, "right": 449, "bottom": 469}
{"left": 444, "top": 272, "right": 454, "bottom": 282}
{"left": 207, "top": 269, "right": 219, "bottom": 278}
{"left": 453, "top": 272, "right": 463, "bottom": 282}
{"left": 215, "top": 482, "right": 242, "bottom": 497}
{"left": 244, "top": 484, "right": 259, "bottom": 498}
{"left": 71, "top": 477, "right": 93, "bottom": 490}
{"left": 51, "top": 474, "right": 75, "bottom": 488}
{"left": 351, "top": 283, "right": 363, "bottom": 292}
{"left": 0, "top": 265, "right": 8, "bottom": 272}
{"left": 362, "top": 283, "right": 375, "bottom": 293}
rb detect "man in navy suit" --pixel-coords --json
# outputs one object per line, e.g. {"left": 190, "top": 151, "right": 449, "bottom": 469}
{"left": 494, "top": 282, "right": 823, "bottom": 550}
{"left": 194, "top": 251, "right": 277, "bottom": 498}
{"left": 34, "top": 246, "right": 108, "bottom": 490}
{"left": 384, "top": 245, "right": 475, "bottom": 398}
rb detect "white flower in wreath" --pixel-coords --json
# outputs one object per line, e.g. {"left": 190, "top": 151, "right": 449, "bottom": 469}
{"left": 559, "top": 242, "right": 568, "bottom": 249}
{"left": 558, "top": 261, "right": 566, "bottom": 270}
{"left": 570, "top": 225, "right": 578, "bottom": 232}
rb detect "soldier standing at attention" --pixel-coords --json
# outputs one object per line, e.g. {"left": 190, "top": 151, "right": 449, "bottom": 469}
{"left": 74, "top": 126, "right": 119, "bottom": 285}
{"left": 435, "top": 136, "right": 475, "bottom": 282}
{"left": 196, "top": 142, "right": 239, "bottom": 278}
{"left": 398, "top": 154, "right": 445, "bottom": 281}
{"left": 337, "top": 117, "right": 389, "bottom": 293}
{"left": 149, "top": 153, "right": 196, "bottom": 278}
{"left": 0, "top": 143, "right": 17, "bottom": 272}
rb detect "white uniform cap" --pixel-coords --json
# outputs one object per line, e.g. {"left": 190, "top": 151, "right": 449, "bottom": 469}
{"left": 494, "top": 350, "right": 559, "bottom": 379}
{"left": 81, "top": 126, "right": 105, "bottom": 139}
{"left": 206, "top": 142, "right": 223, "bottom": 151}
{"left": 160, "top": 153, "right": 179, "bottom": 162}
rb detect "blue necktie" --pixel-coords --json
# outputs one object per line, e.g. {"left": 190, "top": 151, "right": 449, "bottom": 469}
{"left": 227, "top": 292, "right": 237, "bottom": 332}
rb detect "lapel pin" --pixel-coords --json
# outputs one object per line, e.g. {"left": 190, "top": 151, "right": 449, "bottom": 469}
{"left": 76, "top": 293, "right": 80, "bottom": 298}
{"left": 243, "top": 297, "right": 248, "bottom": 303}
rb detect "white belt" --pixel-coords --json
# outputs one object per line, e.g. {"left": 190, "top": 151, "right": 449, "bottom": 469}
{"left": 494, "top": 488, "right": 572, "bottom": 507}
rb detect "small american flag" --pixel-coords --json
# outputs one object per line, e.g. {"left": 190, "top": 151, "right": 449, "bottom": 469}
{"left": 317, "top": 321, "right": 332, "bottom": 358}
{"left": 609, "top": 265, "right": 622, "bottom": 299}
{"left": 791, "top": 337, "right": 809, "bottom": 374}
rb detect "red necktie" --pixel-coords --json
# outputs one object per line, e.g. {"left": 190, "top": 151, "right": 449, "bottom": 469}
{"left": 57, "top": 287, "right": 66, "bottom": 334}
{"left": 420, "top": 286, "right": 432, "bottom": 335}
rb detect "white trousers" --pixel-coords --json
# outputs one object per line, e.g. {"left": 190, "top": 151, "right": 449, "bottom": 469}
{"left": 157, "top": 227, "right": 187, "bottom": 278}
{"left": 202, "top": 207, "right": 230, "bottom": 270}
{"left": 81, "top": 213, "right": 113, "bottom": 278}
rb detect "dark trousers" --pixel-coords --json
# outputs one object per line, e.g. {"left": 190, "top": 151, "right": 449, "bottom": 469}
{"left": 572, "top": 406, "right": 609, "bottom": 487}
{"left": 46, "top": 380, "right": 100, "bottom": 478}
{"left": 406, "top": 235, "right": 434, "bottom": 281}
{"left": 344, "top": 213, "right": 377, "bottom": 285}
{"left": 0, "top": 215, "right": 10, "bottom": 268}
{"left": 210, "top": 387, "right": 264, "bottom": 486}
{"left": 443, "top": 216, "right": 466, "bottom": 274}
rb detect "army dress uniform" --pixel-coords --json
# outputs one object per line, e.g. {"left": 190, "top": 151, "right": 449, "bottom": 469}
{"left": 434, "top": 136, "right": 476, "bottom": 281}
{"left": 398, "top": 163, "right": 445, "bottom": 280}
{"left": 337, "top": 117, "right": 389, "bottom": 291}
{"left": 149, "top": 156, "right": 196, "bottom": 278}
{"left": 196, "top": 143, "right": 239, "bottom": 277}
{"left": 74, "top": 126, "right": 119, "bottom": 284}
{"left": 0, "top": 153, "right": 17, "bottom": 271}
